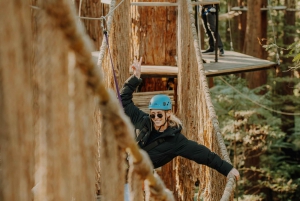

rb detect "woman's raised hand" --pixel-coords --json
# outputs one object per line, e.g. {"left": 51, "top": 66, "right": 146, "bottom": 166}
{"left": 227, "top": 168, "right": 240, "bottom": 181}
{"left": 131, "top": 57, "right": 143, "bottom": 79}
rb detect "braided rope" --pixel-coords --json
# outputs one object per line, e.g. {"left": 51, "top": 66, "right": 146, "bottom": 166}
{"left": 186, "top": 0, "right": 236, "bottom": 200}
{"left": 97, "top": 0, "right": 117, "bottom": 66}
{"left": 41, "top": 1, "right": 175, "bottom": 200}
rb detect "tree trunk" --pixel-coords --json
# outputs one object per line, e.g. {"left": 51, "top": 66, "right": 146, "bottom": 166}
{"left": 74, "top": 0, "right": 107, "bottom": 50}
{"left": 131, "top": 0, "right": 177, "bottom": 92}
{"left": 274, "top": 1, "right": 299, "bottom": 198}
{"left": 228, "top": 0, "right": 247, "bottom": 53}
{"left": 242, "top": 0, "right": 268, "bottom": 196}
{"left": 242, "top": 0, "right": 267, "bottom": 89}
{"left": 279, "top": 2, "right": 295, "bottom": 131}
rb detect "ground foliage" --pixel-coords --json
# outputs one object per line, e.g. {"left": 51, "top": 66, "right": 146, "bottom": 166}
{"left": 210, "top": 75, "right": 300, "bottom": 200}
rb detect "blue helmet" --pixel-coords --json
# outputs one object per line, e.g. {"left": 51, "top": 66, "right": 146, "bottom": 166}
{"left": 149, "top": 94, "right": 172, "bottom": 110}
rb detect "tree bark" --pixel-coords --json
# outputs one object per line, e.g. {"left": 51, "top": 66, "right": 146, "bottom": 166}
{"left": 74, "top": 0, "right": 107, "bottom": 50}
{"left": 242, "top": 0, "right": 267, "bottom": 89}
{"left": 131, "top": 0, "right": 177, "bottom": 92}
{"left": 274, "top": 2, "right": 299, "bottom": 198}
{"left": 242, "top": 0, "right": 268, "bottom": 196}
{"left": 228, "top": 0, "right": 247, "bottom": 53}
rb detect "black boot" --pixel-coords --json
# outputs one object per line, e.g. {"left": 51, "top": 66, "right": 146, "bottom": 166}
{"left": 219, "top": 48, "right": 224, "bottom": 56}
{"left": 202, "top": 48, "right": 214, "bottom": 53}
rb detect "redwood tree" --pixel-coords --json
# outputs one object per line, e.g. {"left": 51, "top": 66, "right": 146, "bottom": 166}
{"left": 241, "top": 0, "right": 268, "bottom": 196}
{"left": 242, "top": 0, "right": 268, "bottom": 89}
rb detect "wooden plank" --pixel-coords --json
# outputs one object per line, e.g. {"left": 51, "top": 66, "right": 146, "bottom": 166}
{"left": 101, "top": 0, "right": 111, "bottom": 4}
{"left": 231, "top": 6, "right": 287, "bottom": 11}
{"left": 129, "top": 65, "right": 178, "bottom": 77}
{"left": 191, "top": 1, "right": 220, "bottom": 6}
{"left": 133, "top": 90, "right": 174, "bottom": 96}
{"left": 130, "top": 1, "right": 220, "bottom": 7}
{"left": 131, "top": 2, "right": 178, "bottom": 6}
{"left": 92, "top": 51, "right": 276, "bottom": 77}
{"left": 203, "top": 51, "right": 276, "bottom": 76}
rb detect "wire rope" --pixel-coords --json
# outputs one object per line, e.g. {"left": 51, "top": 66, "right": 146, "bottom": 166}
{"left": 218, "top": 76, "right": 300, "bottom": 116}
{"left": 267, "top": 0, "right": 280, "bottom": 65}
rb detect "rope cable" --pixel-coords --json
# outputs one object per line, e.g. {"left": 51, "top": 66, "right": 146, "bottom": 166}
{"left": 102, "top": 0, "right": 126, "bottom": 21}
{"left": 197, "top": 5, "right": 202, "bottom": 49}
{"left": 227, "top": 2, "right": 234, "bottom": 51}
{"left": 267, "top": 0, "right": 280, "bottom": 65}
{"left": 78, "top": 0, "right": 83, "bottom": 17}
{"left": 218, "top": 77, "right": 300, "bottom": 116}
{"left": 93, "top": 0, "right": 123, "bottom": 106}
{"left": 103, "top": 30, "right": 122, "bottom": 106}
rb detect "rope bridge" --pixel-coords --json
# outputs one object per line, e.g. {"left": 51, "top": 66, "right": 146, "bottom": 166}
{"left": 0, "top": 0, "right": 235, "bottom": 201}
{"left": 182, "top": 1, "right": 236, "bottom": 200}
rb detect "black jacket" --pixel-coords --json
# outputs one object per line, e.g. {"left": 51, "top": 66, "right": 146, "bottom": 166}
{"left": 120, "top": 75, "right": 233, "bottom": 176}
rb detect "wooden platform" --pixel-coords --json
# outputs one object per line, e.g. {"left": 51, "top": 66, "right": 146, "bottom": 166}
{"left": 202, "top": 51, "right": 277, "bottom": 77}
{"left": 92, "top": 51, "right": 276, "bottom": 77}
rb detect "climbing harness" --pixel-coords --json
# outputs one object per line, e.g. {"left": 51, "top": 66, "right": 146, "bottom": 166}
{"left": 143, "top": 138, "right": 166, "bottom": 152}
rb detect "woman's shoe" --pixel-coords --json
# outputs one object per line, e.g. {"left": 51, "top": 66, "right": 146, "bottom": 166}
{"left": 202, "top": 48, "right": 214, "bottom": 53}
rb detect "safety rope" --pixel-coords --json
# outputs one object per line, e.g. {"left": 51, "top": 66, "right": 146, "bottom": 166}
{"left": 218, "top": 76, "right": 300, "bottom": 116}
{"left": 96, "top": 0, "right": 125, "bottom": 107}
{"left": 78, "top": 0, "right": 83, "bottom": 17}
{"left": 103, "top": 29, "right": 122, "bottom": 106}
{"left": 267, "top": 0, "right": 281, "bottom": 65}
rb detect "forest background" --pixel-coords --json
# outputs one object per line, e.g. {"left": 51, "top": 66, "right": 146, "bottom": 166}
{"left": 209, "top": 0, "right": 300, "bottom": 200}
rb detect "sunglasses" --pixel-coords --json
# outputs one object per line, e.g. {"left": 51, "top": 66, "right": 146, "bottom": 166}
{"left": 149, "top": 113, "right": 164, "bottom": 119}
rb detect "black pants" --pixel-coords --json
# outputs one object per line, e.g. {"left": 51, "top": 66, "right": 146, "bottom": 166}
{"left": 201, "top": 12, "right": 223, "bottom": 50}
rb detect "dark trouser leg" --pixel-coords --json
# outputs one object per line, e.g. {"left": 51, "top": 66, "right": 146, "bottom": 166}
{"left": 201, "top": 13, "right": 214, "bottom": 50}
{"left": 205, "top": 12, "right": 223, "bottom": 49}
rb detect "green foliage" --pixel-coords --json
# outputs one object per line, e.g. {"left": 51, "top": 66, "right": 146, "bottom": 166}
{"left": 210, "top": 75, "right": 300, "bottom": 200}
{"left": 288, "top": 40, "right": 300, "bottom": 69}
{"left": 213, "top": 2, "right": 300, "bottom": 198}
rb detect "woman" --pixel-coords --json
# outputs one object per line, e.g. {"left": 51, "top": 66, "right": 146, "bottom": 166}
{"left": 120, "top": 58, "right": 240, "bottom": 182}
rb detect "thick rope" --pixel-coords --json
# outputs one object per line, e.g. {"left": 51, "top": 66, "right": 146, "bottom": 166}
{"left": 186, "top": 0, "right": 236, "bottom": 200}
{"left": 41, "top": 1, "right": 174, "bottom": 200}
{"left": 78, "top": 0, "right": 83, "bottom": 17}
{"left": 97, "top": 0, "right": 125, "bottom": 66}
{"left": 145, "top": 174, "right": 175, "bottom": 201}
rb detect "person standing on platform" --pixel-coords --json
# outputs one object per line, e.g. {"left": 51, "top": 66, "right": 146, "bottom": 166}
{"left": 201, "top": 4, "right": 224, "bottom": 55}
